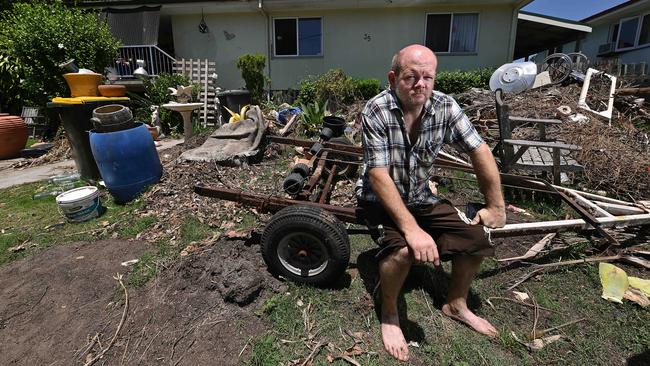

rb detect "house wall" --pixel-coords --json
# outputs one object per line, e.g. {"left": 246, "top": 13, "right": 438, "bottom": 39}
{"left": 579, "top": 3, "right": 650, "bottom": 66}
{"left": 171, "top": 4, "right": 515, "bottom": 90}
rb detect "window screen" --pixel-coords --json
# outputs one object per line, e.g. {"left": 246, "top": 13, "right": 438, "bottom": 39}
{"left": 298, "top": 18, "right": 322, "bottom": 56}
{"left": 451, "top": 14, "right": 478, "bottom": 52}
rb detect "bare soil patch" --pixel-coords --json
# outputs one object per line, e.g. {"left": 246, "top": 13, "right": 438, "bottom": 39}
{"left": 0, "top": 237, "right": 286, "bottom": 365}
{"left": 0, "top": 239, "right": 148, "bottom": 365}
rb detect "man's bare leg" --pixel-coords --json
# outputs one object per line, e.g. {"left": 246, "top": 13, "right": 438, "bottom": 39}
{"left": 378, "top": 246, "right": 412, "bottom": 361}
{"left": 442, "top": 255, "right": 497, "bottom": 337}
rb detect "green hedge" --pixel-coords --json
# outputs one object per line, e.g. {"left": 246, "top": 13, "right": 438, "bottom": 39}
{"left": 297, "top": 69, "right": 382, "bottom": 107}
{"left": 434, "top": 68, "right": 494, "bottom": 95}
{"left": 0, "top": 0, "right": 120, "bottom": 109}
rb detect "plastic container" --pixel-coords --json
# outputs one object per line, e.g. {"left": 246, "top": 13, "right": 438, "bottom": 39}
{"left": 56, "top": 186, "right": 102, "bottom": 222}
{"left": 216, "top": 90, "right": 251, "bottom": 121}
{"left": 89, "top": 123, "right": 162, "bottom": 204}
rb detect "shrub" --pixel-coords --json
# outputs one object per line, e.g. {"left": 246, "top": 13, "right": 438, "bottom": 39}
{"left": 130, "top": 73, "right": 198, "bottom": 134}
{"left": 296, "top": 69, "right": 356, "bottom": 110}
{"left": 236, "top": 54, "right": 267, "bottom": 104}
{"left": 353, "top": 78, "right": 381, "bottom": 100}
{"left": 0, "top": 1, "right": 120, "bottom": 109}
{"left": 434, "top": 68, "right": 495, "bottom": 95}
{"left": 299, "top": 100, "right": 329, "bottom": 137}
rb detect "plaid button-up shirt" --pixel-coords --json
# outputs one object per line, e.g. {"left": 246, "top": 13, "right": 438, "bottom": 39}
{"left": 355, "top": 89, "right": 484, "bottom": 206}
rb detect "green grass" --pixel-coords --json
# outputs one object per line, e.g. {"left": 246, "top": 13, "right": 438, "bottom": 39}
{"left": 0, "top": 182, "right": 148, "bottom": 266}
{"left": 127, "top": 240, "right": 176, "bottom": 287}
{"left": 246, "top": 204, "right": 650, "bottom": 365}
{"left": 179, "top": 215, "right": 214, "bottom": 245}
{"left": 248, "top": 335, "right": 284, "bottom": 366}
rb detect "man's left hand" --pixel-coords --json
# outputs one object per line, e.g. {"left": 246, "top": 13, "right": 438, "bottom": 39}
{"left": 470, "top": 206, "right": 506, "bottom": 228}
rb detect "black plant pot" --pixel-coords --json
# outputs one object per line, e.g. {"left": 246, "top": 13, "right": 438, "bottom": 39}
{"left": 322, "top": 116, "right": 346, "bottom": 138}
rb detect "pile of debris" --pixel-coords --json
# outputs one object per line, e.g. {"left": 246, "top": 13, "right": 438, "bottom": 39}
{"left": 455, "top": 80, "right": 650, "bottom": 199}
{"left": 10, "top": 134, "right": 71, "bottom": 169}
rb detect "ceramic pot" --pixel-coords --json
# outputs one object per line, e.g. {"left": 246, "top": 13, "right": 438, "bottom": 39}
{"left": 0, "top": 115, "right": 28, "bottom": 159}
{"left": 91, "top": 104, "right": 134, "bottom": 132}
{"left": 63, "top": 73, "right": 102, "bottom": 97}
{"left": 98, "top": 84, "right": 126, "bottom": 97}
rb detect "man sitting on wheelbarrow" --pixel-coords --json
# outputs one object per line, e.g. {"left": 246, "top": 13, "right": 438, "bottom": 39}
{"left": 356, "top": 44, "right": 506, "bottom": 362}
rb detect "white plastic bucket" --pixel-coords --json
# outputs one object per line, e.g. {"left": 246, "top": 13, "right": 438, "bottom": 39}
{"left": 56, "top": 186, "right": 102, "bottom": 222}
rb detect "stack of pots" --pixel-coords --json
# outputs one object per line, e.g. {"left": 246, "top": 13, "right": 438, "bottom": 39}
{"left": 0, "top": 114, "right": 28, "bottom": 159}
{"left": 89, "top": 105, "right": 162, "bottom": 204}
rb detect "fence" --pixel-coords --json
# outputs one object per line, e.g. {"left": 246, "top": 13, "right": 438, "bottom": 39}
{"left": 593, "top": 59, "right": 647, "bottom": 77}
{"left": 173, "top": 58, "right": 218, "bottom": 127}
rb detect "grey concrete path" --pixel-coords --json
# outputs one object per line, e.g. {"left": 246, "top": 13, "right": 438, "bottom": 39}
{"left": 0, "top": 138, "right": 183, "bottom": 190}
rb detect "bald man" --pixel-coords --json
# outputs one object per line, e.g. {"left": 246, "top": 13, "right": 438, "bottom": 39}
{"left": 355, "top": 44, "right": 506, "bottom": 361}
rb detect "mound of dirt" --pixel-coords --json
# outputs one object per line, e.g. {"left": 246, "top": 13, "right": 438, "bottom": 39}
{"left": 106, "top": 238, "right": 285, "bottom": 366}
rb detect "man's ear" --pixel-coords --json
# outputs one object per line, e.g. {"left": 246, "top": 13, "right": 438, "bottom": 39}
{"left": 388, "top": 71, "right": 396, "bottom": 89}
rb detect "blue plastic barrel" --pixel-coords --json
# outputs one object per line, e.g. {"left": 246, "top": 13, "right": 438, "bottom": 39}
{"left": 89, "top": 123, "right": 162, "bottom": 203}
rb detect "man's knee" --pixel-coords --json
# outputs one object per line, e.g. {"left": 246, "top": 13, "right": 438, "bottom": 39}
{"left": 383, "top": 246, "right": 411, "bottom": 267}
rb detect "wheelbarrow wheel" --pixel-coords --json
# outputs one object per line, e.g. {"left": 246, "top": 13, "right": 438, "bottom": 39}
{"left": 261, "top": 205, "right": 350, "bottom": 286}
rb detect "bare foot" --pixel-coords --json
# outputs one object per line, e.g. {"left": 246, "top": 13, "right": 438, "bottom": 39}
{"left": 442, "top": 303, "right": 498, "bottom": 337}
{"left": 381, "top": 312, "right": 409, "bottom": 361}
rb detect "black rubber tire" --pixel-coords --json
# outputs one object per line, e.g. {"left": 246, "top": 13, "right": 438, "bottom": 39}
{"left": 292, "top": 163, "right": 310, "bottom": 177}
{"left": 261, "top": 205, "right": 350, "bottom": 286}
{"left": 320, "top": 127, "right": 334, "bottom": 141}
{"left": 327, "top": 136, "right": 359, "bottom": 178}
{"left": 283, "top": 172, "right": 305, "bottom": 195}
{"left": 310, "top": 142, "right": 324, "bottom": 156}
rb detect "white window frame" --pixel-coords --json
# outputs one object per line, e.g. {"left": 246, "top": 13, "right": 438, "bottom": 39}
{"left": 608, "top": 23, "right": 619, "bottom": 44}
{"left": 614, "top": 13, "right": 650, "bottom": 51}
{"left": 272, "top": 16, "right": 323, "bottom": 58}
{"left": 423, "top": 12, "right": 480, "bottom": 54}
{"left": 638, "top": 13, "right": 650, "bottom": 47}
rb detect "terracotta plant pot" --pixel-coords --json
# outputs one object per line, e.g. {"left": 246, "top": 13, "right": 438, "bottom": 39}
{"left": 0, "top": 115, "right": 29, "bottom": 159}
{"left": 63, "top": 73, "right": 102, "bottom": 97}
{"left": 147, "top": 125, "right": 159, "bottom": 141}
{"left": 98, "top": 84, "right": 126, "bottom": 97}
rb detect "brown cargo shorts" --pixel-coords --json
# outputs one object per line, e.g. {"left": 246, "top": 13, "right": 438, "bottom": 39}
{"left": 359, "top": 200, "right": 494, "bottom": 262}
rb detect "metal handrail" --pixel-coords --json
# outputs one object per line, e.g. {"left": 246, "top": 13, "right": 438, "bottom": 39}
{"left": 114, "top": 45, "right": 175, "bottom": 78}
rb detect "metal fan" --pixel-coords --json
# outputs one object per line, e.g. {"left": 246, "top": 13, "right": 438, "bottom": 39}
{"left": 540, "top": 53, "right": 573, "bottom": 84}
{"left": 489, "top": 62, "right": 538, "bottom": 93}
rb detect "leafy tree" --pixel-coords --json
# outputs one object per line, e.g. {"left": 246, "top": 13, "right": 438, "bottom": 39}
{"left": 0, "top": 0, "right": 120, "bottom": 110}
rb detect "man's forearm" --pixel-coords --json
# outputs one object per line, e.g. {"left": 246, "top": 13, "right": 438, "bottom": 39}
{"left": 368, "top": 167, "right": 419, "bottom": 234}
{"left": 469, "top": 143, "right": 505, "bottom": 209}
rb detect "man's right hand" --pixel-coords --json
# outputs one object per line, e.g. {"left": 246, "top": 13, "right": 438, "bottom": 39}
{"left": 404, "top": 228, "right": 440, "bottom": 266}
